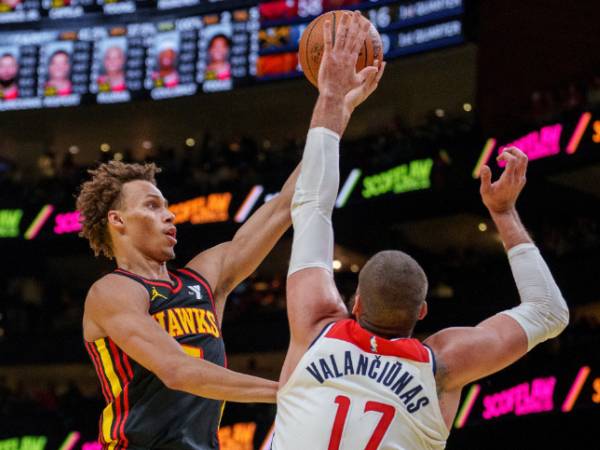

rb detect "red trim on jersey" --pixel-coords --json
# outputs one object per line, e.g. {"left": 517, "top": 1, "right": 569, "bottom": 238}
{"left": 108, "top": 339, "right": 129, "bottom": 385}
{"left": 108, "top": 339, "right": 130, "bottom": 449}
{"left": 97, "top": 415, "right": 104, "bottom": 446}
{"left": 114, "top": 268, "right": 182, "bottom": 292}
{"left": 119, "top": 383, "right": 130, "bottom": 449}
{"left": 86, "top": 342, "right": 112, "bottom": 404}
{"left": 111, "top": 387, "right": 123, "bottom": 443}
{"left": 178, "top": 268, "right": 219, "bottom": 324}
{"left": 325, "top": 319, "right": 430, "bottom": 363}
{"left": 168, "top": 271, "right": 183, "bottom": 294}
{"left": 122, "top": 353, "right": 134, "bottom": 381}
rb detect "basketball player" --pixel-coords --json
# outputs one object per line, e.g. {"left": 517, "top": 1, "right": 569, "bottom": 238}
{"left": 77, "top": 13, "right": 381, "bottom": 448}
{"left": 78, "top": 159, "right": 295, "bottom": 448}
{"left": 272, "top": 13, "right": 569, "bottom": 450}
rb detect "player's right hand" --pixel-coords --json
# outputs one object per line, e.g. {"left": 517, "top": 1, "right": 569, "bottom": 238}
{"left": 344, "top": 59, "right": 386, "bottom": 113}
{"left": 480, "top": 147, "right": 528, "bottom": 214}
{"left": 317, "top": 11, "right": 378, "bottom": 100}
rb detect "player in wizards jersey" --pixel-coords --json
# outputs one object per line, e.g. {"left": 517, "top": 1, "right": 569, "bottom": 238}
{"left": 273, "top": 12, "right": 569, "bottom": 450}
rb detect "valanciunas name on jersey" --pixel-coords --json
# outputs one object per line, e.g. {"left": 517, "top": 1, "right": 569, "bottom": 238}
{"left": 305, "top": 350, "right": 431, "bottom": 413}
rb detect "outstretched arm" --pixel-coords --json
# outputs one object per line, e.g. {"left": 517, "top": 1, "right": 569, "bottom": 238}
{"left": 425, "top": 148, "right": 569, "bottom": 393}
{"left": 84, "top": 275, "right": 278, "bottom": 403}
{"left": 186, "top": 164, "right": 300, "bottom": 321}
{"left": 281, "top": 12, "right": 384, "bottom": 384}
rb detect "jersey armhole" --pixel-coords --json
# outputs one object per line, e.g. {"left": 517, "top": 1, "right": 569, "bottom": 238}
{"left": 180, "top": 266, "right": 216, "bottom": 298}
{"left": 308, "top": 321, "right": 336, "bottom": 349}
{"left": 423, "top": 343, "right": 437, "bottom": 375}
{"left": 111, "top": 270, "right": 149, "bottom": 291}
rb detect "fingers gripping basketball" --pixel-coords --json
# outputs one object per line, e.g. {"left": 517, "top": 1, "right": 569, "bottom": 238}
{"left": 298, "top": 10, "right": 383, "bottom": 88}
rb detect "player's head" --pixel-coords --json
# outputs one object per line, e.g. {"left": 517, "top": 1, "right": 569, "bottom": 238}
{"left": 158, "top": 48, "right": 177, "bottom": 70}
{"left": 1, "top": 0, "right": 22, "bottom": 9}
{"left": 353, "top": 250, "right": 428, "bottom": 337}
{"left": 208, "top": 35, "right": 230, "bottom": 64}
{"left": 0, "top": 53, "right": 18, "bottom": 85}
{"left": 76, "top": 161, "right": 177, "bottom": 262}
{"left": 48, "top": 50, "right": 70, "bottom": 81}
{"left": 103, "top": 46, "right": 125, "bottom": 75}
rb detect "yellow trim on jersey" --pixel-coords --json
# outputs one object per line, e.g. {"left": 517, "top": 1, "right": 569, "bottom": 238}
{"left": 219, "top": 401, "right": 226, "bottom": 425}
{"left": 101, "top": 403, "right": 116, "bottom": 448}
{"left": 96, "top": 339, "right": 123, "bottom": 398}
{"left": 95, "top": 339, "right": 123, "bottom": 449}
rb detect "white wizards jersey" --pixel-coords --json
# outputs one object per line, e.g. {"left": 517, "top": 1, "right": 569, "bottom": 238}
{"left": 273, "top": 319, "right": 449, "bottom": 450}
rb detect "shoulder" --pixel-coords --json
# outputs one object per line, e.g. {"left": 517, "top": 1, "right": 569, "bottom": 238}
{"left": 83, "top": 274, "right": 150, "bottom": 342}
{"left": 86, "top": 273, "right": 149, "bottom": 315}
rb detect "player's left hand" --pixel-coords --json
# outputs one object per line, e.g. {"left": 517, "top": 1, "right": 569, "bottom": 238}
{"left": 344, "top": 59, "right": 386, "bottom": 113}
{"left": 480, "top": 147, "right": 528, "bottom": 214}
{"left": 318, "top": 11, "right": 376, "bottom": 100}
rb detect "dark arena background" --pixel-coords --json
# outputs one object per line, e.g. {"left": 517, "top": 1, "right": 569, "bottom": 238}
{"left": 1, "top": 0, "right": 600, "bottom": 448}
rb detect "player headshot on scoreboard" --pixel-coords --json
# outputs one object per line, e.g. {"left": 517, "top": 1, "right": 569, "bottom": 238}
{"left": 151, "top": 34, "right": 179, "bottom": 89}
{"left": 97, "top": 38, "right": 127, "bottom": 93}
{"left": 205, "top": 33, "right": 231, "bottom": 81}
{"left": 42, "top": 0, "right": 71, "bottom": 12}
{"left": 0, "top": 49, "right": 19, "bottom": 101}
{"left": 43, "top": 43, "right": 73, "bottom": 97}
{"left": 0, "top": 0, "right": 23, "bottom": 11}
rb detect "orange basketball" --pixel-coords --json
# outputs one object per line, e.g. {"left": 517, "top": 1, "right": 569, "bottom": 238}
{"left": 298, "top": 11, "right": 383, "bottom": 88}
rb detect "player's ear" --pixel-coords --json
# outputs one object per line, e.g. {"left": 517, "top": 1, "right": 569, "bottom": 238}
{"left": 107, "top": 210, "right": 125, "bottom": 231}
{"left": 417, "top": 301, "right": 428, "bottom": 321}
{"left": 352, "top": 293, "right": 362, "bottom": 316}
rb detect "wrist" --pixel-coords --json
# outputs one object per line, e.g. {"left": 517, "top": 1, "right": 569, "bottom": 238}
{"left": 343, "top": 101, "right": 355, "bottom": 118}
{"left": 489, "top": 207, "right": 532, "bottom": 250}
{"left": 318, "top": 90, "right": 345, "bottom": 103}
{"left": 489, "top": 207, "right": 517, "bottom": 220}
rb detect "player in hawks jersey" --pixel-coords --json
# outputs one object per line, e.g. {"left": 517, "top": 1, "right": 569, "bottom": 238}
{"left": 76, "top": 141, "right": 302, "bottom": 445}
{"left": 272, "top": 12, "right": 569, "bottom": 450}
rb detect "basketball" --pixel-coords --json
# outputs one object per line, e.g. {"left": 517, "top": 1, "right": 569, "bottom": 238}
{"left": 298, "top": 11, "right": 383, "bottom": 88}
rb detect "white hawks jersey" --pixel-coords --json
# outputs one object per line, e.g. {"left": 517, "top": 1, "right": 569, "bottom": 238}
{"left": 273, "top": 319, "right": 449, "bottom": 450}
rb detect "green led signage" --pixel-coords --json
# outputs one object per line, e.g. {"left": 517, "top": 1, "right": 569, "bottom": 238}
{"left": 0, "top": 436, "right": 47, "bottom": 450}
{"left": 362, "top": 158, "right": 434, "bottom": 199}
{"left": 0, "top": 209, "right": 23, "bottom": 238}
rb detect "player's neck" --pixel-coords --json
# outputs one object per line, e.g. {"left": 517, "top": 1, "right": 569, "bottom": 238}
{"left": 114, "top": 250, "right": 169, "bottom": 281}
{"left": 357, "top": 316, "right": 412, "bottom": 340}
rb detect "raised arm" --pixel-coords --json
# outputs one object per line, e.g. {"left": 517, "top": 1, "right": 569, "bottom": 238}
{"left": 425, "top": 148, "right": 569, "bottom": 394}
{"left": 84, "top": 275, "right": 278, "bottom": 403}
{"left": 281, "top": 13, "right": 384, "bottom": 384}
{"left": 186, "top": 164, "right": 300, "bottom": 320}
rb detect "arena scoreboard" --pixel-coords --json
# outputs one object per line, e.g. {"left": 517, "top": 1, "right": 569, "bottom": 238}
{"left": 0, "top": 0, "right": 465, "bottom": 110}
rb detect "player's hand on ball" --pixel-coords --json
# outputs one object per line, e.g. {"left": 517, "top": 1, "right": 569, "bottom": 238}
{"left": 344, "top": 59, "right": 386, "bottom": 113}
{"left": 318, "top": 11, "right": 378, "bottom": 99}
{"left": 480, "top": 147, "right": 528, "bottom": 214}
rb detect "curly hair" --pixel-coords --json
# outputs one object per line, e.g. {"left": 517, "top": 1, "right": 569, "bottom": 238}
{"left": 76, "top": 161, "right": 161, "bottom": 259}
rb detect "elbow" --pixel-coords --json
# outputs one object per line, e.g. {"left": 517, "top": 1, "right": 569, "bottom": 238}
{"left": 158, "top": 365, "right": 186, "bottom": 392}
{"left": 556, "top": 300, "right": 570, "bottom": 333}
{"left": 548, "top": 297, "right": 569, "bottom": 339}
